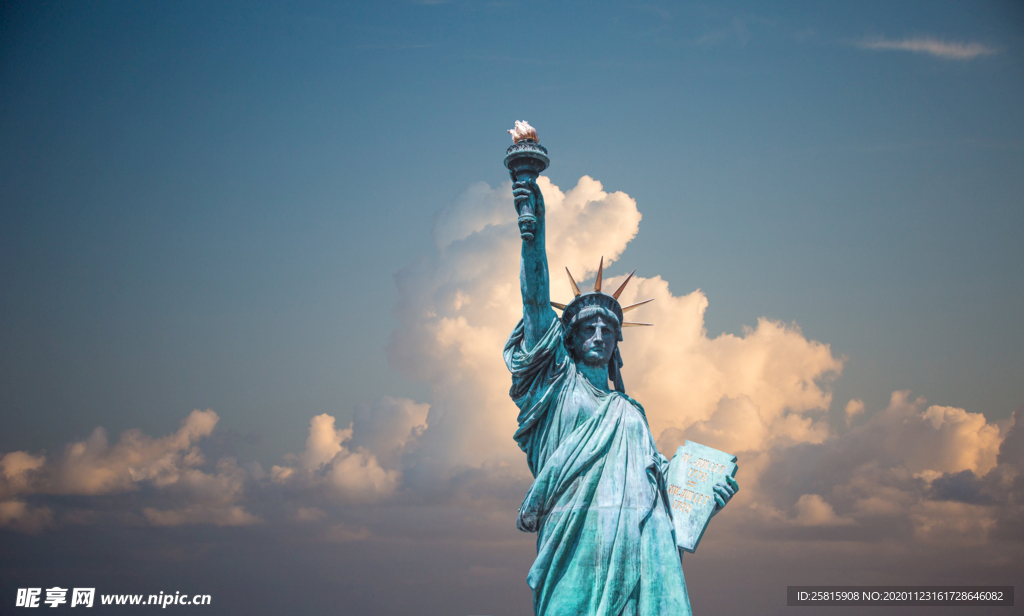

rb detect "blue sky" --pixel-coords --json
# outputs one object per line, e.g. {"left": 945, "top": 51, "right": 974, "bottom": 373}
{"left": 1, "top": 2, "right": 1022, "bottom": 614}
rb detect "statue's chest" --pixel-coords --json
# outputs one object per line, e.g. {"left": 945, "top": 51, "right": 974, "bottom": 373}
{"left": 567, "top": 382, "right": 603, "bottom": 426}
{"left": 562, "top": 376, "right": 653, "bottom": 448}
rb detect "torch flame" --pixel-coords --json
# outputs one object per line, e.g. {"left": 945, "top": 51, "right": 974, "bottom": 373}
{"left": 508, "top": 120, "right": 539, "bottom": 143}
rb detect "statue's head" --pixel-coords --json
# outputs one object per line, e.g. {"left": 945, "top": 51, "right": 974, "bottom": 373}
{"left": 556, "top": 258, "right": 653, "bottom": 393}
{"left": 565, "top": 307, "right": 621, "bottom": 367}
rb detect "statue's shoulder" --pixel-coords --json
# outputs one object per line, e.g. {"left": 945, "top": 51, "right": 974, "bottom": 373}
{"left": 616, "top": 392, "right": 647, "bottom": 419}
{"left": 506, "top": 315, "right": 565, "bottom": 352}
{"left": 504, "top": 317, "right": 572, "bottom": 384}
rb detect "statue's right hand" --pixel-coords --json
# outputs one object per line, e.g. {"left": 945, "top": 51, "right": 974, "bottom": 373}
{"left": 527, "top": 177, "right": 545, "bottom": 219}
{"left": 513, "top": 181, "right": 533, "bottom": 215}
{"left": 513, "top": 179, "right": 546, "bottom": 218}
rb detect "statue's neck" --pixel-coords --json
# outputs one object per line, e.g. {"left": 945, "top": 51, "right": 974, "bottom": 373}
{"left": 576, "top": 360, "right": 611, "bottom": 392}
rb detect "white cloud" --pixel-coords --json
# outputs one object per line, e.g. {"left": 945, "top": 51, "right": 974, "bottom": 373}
{"left": 299, "top": 414, "right": 350, "bottom": 470}
{"left": 749, "top": 391, "right": 1012, "bottom": 547}
{"left": 0, "top": 451, "right": 46, "bottom": 498}
{"left": 52, "top": 409, "right": 218, "bottom": 495}
{"left": 909, "top": 501, "right": 997, "bottom": 546}
{"left": 348, "top": 396, "right": 429, "bottom": 469}
{"left": 0, "top": 410, "right": 259, "bottom": 529}
{"left": 0, "top": 499, "right": 53, "bottom": 533}
{"left": 844, "top": 398, "right": 865, "bottom": 425}
{"left": 857, "top": 391, "right": 1002, "bottom": 476}
{"left": 857, "top": 37, "right": 997, "bottom": 60}
{"left": 384, "top": 174, "right": 844, "bottom": 501}
{"left": 143, "top": 504, "right": 258, "bottom": 527}
{"left": 142, "top": 458, "right": 259, "bottom": 527}
{"left": 0, "top": 409, "right": 218, "bottom": 496}
{"left": 793, "top": 494, "right": 855, "bottom": 526}
{"left": 271, "top": 398, "right": 428, "bottom": 502}
{"left": 617, "top": 283, "right": 841, "bottom": 454}
{"left": 387, "top": 175, "right": 642, "bottom": 478}
{"left": 326, "top": 448, "right": 399, "bottom": 500}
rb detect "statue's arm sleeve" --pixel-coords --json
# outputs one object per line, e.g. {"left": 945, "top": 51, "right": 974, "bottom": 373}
{"left": 504, "top": 317, "right": 570, "bottom": 457}
{"left": 519, "top": 179, "right": 557, "bottom": 350}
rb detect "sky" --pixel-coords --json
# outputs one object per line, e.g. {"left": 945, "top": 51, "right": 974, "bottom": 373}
{"left": 1, "top": 1, "right": 1022, "bottom": 614}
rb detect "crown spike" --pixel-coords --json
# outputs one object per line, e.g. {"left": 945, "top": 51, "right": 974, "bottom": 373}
{"left": 594, "top": 256, "right": 604, "bottom": 293}
{"left": 566, "top": 268, "right": 581, "bottom": 297}
{"left": 550, "top": 301, "right": 566, "bottom": 310}
{"left": 611, "top": 269, "right": 636, "bottom": 299}
{"left": 622, "top": 322, "right": 653, "bottom": 327}
{"left": 621, "top": 298, "right": 654, "bottom": 313}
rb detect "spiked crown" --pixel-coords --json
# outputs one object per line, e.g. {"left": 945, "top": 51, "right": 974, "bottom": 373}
{"left": 549, "top": 257, "right": 653, "bottom": 393}
{"left": 550, "top": 256, "right": 654, "bottom": 333}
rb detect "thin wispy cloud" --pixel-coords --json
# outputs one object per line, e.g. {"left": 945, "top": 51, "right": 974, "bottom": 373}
{"left": 857, "top": 36, "right": 997, "bottom": 60}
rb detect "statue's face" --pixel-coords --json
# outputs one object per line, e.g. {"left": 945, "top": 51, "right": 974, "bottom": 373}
{"left": 572, "top": 316, "right": 617, "bottom": 367}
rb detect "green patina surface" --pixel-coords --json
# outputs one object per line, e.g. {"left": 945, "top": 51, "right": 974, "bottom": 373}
{"left": 503, "top": 129, "right": 734, "bottom": 615}
{"left": 505, "top": 319, "right": 691, "bottom": 616}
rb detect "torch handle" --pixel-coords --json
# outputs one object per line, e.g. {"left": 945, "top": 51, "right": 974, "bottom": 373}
{"left": 504, "top": 137, "right": 549, "bottom": 242}
{"left": 513, "top": 170, "right": 539, "bottom": 242}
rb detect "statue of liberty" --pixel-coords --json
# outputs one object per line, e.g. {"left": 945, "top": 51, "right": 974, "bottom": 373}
{"left": 502, "top": 122, "right": 738, "bottom": 616}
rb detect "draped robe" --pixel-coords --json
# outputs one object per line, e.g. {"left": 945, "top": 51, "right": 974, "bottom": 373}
{"left": 504, "top": 318, "right": 692, "bottom": 616}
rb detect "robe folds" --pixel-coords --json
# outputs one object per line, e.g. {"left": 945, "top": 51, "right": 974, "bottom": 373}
{"left": 504, "top": 318, "right": 692, "bottom": 616}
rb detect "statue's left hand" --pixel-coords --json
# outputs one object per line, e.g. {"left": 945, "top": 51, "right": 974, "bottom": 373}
{"left": 711, "top": 475, "right": 738, "bottom": 516}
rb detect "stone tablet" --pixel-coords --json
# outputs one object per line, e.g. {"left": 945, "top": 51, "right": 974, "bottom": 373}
{"left": 665, "top": 440, "right": 738, "bottom": 553}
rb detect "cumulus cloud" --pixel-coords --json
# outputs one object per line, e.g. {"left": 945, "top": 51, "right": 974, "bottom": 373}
{"left": 348, "top": 396, "right": 430, "bottom": 469}
{"left": 793, "top": 494, "right": 855, "bottom": 526}
{"left": 617, "top": 286, "right": 841, "bottom": 454}
{"left": 0, "top": 499, "right": 53, "bottom": 533}
{"left": 0, "top": 451, "right": 46, "bottom": 498}
{"left": 753, "top": 392, "right": 1012, "bottom": 547}
{"left": 844, "top": 398, "right": 864, "bottom": 425}
{"left": 845, "top": 391, "right": 1002, "bottom": 476}
{"left": 0, "top": 410, "right": 259, "bottom": 529}
{"left": 388, "top": 175, "right": 642, "bottom": 484}
{"left": 2, "top": 410, "right": 218, "bottom": 500}
{"left": 299, "top": 413, "right": 351, "bottom": 470}
{"left": 270, "top": 397, "right": 428, "bottom": 502}
{"left": 51, "top": 409, "right": 218, "bottom": 495}
{"left": 386, "top": 174, "right": 843, "bottom": 496}
{"left": 856, "top": 36, "right": 997, "bottom": 60}
{"left": 142, "top": 457, "right": 259, "bottom": 527}
{"left": 142, "top": 504, "right": 257, "bottom": 527}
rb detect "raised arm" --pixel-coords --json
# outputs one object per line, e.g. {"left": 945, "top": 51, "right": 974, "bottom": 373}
{"left": 515, "top": 178, "right": 557, "bottom": 350}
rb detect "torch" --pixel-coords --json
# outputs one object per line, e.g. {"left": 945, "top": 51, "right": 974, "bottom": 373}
{"left": 505, "top": 121, "right": 549, "bottom": 241}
